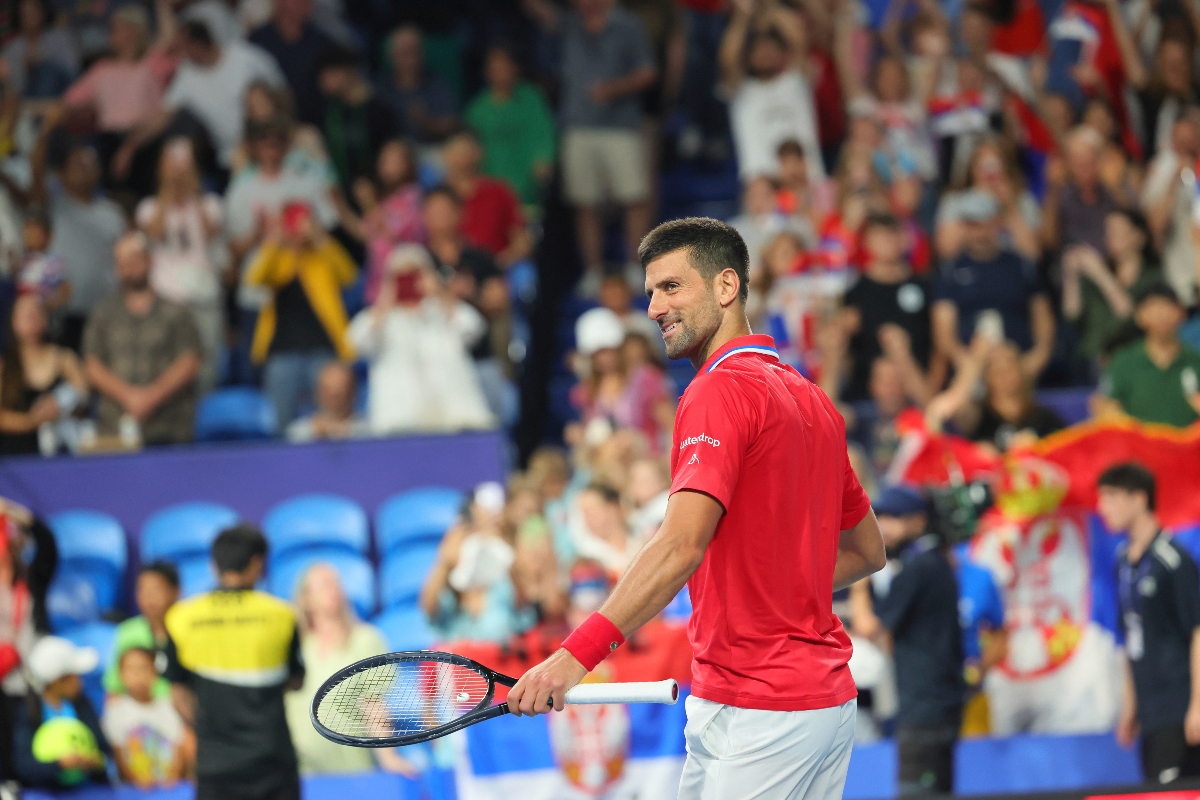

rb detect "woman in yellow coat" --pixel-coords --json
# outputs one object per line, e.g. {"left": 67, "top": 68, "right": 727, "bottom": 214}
{"left": 245, "top": 201, "right": 357, "bottom": 428}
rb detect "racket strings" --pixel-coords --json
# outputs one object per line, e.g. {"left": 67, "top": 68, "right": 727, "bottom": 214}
{"left": 316, "top": 660, "right": 492, "bottom": 738}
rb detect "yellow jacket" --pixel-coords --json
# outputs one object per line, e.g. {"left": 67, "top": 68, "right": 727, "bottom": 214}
{"left": 246, "top": 237, "right": 358, "bottom": 365}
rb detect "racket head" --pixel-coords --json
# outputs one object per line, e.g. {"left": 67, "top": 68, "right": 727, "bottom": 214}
{"left": 310, "top": 650, "right": 513, "bottom": 747}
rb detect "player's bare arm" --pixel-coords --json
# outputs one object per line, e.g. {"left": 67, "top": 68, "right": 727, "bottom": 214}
{"left": 507, "top": 489, "right": 723, "bottom": 716}
{"left": 833, "top": 509, "right": 886, "bottom": 591}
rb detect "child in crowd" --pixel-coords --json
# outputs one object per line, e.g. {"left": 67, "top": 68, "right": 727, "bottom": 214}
{"left": 103, "top": 561, "right": 179, "bottom": 699}
{"left": 13, "top": 637, "right": 111, "bottom": 788}
{"left": 102, "top": 647, "right": 190, "bottom": 788}
{"left": 16, "top": 211, "right": 69, "bottom": 312}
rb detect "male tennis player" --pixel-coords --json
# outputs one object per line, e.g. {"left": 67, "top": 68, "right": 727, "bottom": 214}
{"left": 509, "top": 217, "right": 885, "bottom": 798}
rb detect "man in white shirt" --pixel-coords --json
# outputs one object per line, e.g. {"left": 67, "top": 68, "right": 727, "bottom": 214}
{"left": 719, "top": 1, "right": 824, "bottom": 182}
{"left": 1142, "top": 111, "right": 1200, "bottom": 307}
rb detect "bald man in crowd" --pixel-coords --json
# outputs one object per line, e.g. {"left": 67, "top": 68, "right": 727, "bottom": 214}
{"left": 83, "top": 232, "right": 203, "bottom": 445}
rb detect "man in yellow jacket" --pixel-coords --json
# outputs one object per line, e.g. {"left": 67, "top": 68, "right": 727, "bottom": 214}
{"left": 245, "top": 200, "right": 357, "bottom": 428}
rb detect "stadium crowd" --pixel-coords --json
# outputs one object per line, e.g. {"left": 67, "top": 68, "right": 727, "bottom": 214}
{"left": 0, "top": 0, "right": 1198, "bottom": 794}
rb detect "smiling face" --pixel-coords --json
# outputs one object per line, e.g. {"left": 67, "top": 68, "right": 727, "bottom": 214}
{"left": 645, "top": 250, "right": 725, "bottom": 362}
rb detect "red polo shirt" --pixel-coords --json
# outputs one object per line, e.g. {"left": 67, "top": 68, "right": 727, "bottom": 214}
{"left": 671, "top": 334, "right": 870, "bottom": 711}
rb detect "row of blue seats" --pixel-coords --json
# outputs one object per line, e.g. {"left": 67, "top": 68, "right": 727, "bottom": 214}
{"left": 46, "top": 487, "right": 468, "bottom": 630}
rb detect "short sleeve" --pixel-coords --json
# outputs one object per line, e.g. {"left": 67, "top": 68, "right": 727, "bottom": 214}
{"left": 1170, "top": 544, "right": 1200, "bottom": 633}
{"left": 670, "top": 375, "right": 751, "bottom": 511}
{"left": 841, "top": 449, "right": 871, "bottom": 529}
{"left": 1101, "top": 360, "right": 1128, "bottom": 404}
{"left": 81, "top": 306, "right": 108, "bottom": 364}
{"left": 170, "top": 304, "right": 203, "bottom": 359}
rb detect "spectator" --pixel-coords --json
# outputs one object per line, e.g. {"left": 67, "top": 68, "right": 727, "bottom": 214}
{"left": 356, "top": 139, "right": 425, "bottom": 305}
{"left": 15, "top": 211, "right": 69, "bottom": 313}
{"left": 569, "top": 483, "right": 639, "bottom": 581}
{"left": 720, "top": 0, "right": 824, "bottom": 182}
{"left": 936, "top": 138, "right": 1041, "bottom": 262}
{"left": 0, "top": 294, "right": 87, "bottom": 456}
{"left": 846, "top": 355, "right": 925, "bottom": 482}
{"left": 13, "top": 637, "right": 111, "bottom": 788}
{"left": 314, "top": 46, "right": 397, "bottom": 193}
{"left": 570, "top": 307, "right": 674, "bottom": 453}
{"left": 229, "top": 81, "right": 337, "bottom": 187}
{"left": 420, "top": 482, "right": 533, "bottom": 643}
{"left": 285, "top": 362, "right": 370, "bottom": 443}
{"left": 136, "top": 138, "right": 226, "bottom": 391}
{"left": 60, "top": 2, "right": 177, "bottom": 178}
{"left": 347, "top": 244, "right": 493, "bottom": 434}
{"left": 1142, "top": 111, "right": 1200, "bottom": 307}
{"left": 728, "top": 174, "right": 804, "bottom": 278}
{"left": 1042, "top": 126, "right": 1130, "bottom": 258}
{"left": 377, "top": 26, "right": 460, "bottom": 149}
{"left": 1100, "top": 463, "right": 1200, "bottom": 785}
{"left": 597, "top": 273, "right": 665, "bottom": 354}
{"left": 226, "top": 117, "right": 338, "bottom": 280}
{"left": 508, "top": 478, "right": 565, "bottom": 624}
{"left": 1062, "top": 209, "right": 1163, "bottom": 366}
{"left": 773, "top": 140, "right": 826, "bottom": 244}
{"left": 102, "top": 648, "right": 191, "bottom": 788}
{"left": 524, "top": 0, "right": 658, "bottom": 291}
{"left": 465, "top": 45, "right": 557, "bottom": 216}
{"left": 116, "top": 18, "right": 285, "bottom": 178}
{"left": 927, "top": 336, "right": 1065, "bottom": 453}
{"left": 248, "top": 0, "right": 334, "bottom": 126}
{"left": 45, "top": 142, "right": 128, "bottom": 353}
{"left": 164, "top": 523, "right": 304, "bottom": 800}
{"left": 83, "top": 232, "right": 202, "bottom": 447}
{"left": 244, "top": 200, "right": 357, "bottom": 428}
{"left": 0, "top": 498, "right": 57, "bottom": 779}
{"left": 931, "top": 191, "right": 1056, "bottom": 381}
{"left": 626, "top": 457, "right": 669, "bottom": 540}
{"left": 442, "top": 129, "right": 533, "bottom": 269}
{"left": 851, "top": 486, "right": 963, "bottom": 797}
{"left": 424, "top": 187, "right": 517, "bottom": 425}
{"left": 840, "top": 213, "right": 934, "bottom": 402}
{"left": 284, "top": 563, "right": 416, "bottom": 776}
{"left": 1099, "top": 283, "right": 1200, "bottom": 427}
{"left": 101, "top": 562, "right": 179, "bottom": 701}
{"left": 1, "top": 0, "right": 78, "bottom": 98}
{"left": 1132, "top": 38, "right": 1199, "bottom": 161}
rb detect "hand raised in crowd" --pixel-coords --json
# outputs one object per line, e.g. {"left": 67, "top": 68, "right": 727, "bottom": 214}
{"left": 877, "top": 323, "right": 914, "bottom": 361}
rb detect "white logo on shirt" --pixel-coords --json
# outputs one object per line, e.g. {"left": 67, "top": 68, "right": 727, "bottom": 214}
{"left": 688, "top": 453, "right": 700, "bottom": 465}
{"left": 679, "top": 433, "right": 720, "bottom": 450}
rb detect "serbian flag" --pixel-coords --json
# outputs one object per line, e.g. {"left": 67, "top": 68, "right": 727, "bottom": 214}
{"left": 444, "top": 621, "right": 693, "bottom": 800}
{"left": 883, "top": 409, "right": 1004, "bottom": 487}
{"left": 1030, "top": 418, "right": 1200, "bottom": 530}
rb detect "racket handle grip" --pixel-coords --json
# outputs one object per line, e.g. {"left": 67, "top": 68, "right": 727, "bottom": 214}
{"left": 564, "top": 679, "right": 680, "bottom": 705}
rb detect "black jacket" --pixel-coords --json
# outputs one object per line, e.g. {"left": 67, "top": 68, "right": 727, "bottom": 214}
{"left": 12, "top": 691, "right": 112, "bottom": 788}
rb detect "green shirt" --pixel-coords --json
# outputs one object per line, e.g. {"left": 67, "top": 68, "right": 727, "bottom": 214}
{"left": 1073, "top": 267, "right": 1162, "bottom": 362}
{"left": 465, "top": 82, "right": 557, "bottom": 211}
{"left": 101, "top": 616, "right": 172, "bottom": 699}
{"left": 1103, "top": 340, "right": 1200, "bottom": 427}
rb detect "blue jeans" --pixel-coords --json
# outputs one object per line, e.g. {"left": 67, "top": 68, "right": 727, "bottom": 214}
{"left": 263, "top": 350, "right": 336, "bottom": 430}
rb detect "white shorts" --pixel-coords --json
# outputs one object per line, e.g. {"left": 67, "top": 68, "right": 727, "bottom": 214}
{"left": 561, "top": 127, "right": 650, "bottom": 207}
{"left": 678, "top": 696, "right": 857, "bottom": 800}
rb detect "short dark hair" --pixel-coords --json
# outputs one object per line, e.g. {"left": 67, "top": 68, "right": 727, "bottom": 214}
{"left": 118, "top": 647, "right": 156, "bottom": 669}
{"left": 638, "top": 217, "right": 751, "bottom": 304}
{"left": 212, "top": 523, "right": 268, "bottom": 574}
{"left": 246, "top": 116, "right": 291, "bottom": 145}
{"left": 777, "top": 139, "right": 806, "bottom": 160}
{"left": 140, "top": 560, "right": 180, "bottom": 589}
{"left": 1135, "top": 280, "right": 1182, "bottom": 309}
{"left": 1097, "top": 462, "right": 1156, "bottom": 510}
{"left": 424, "top": 184, "right": 461, "bottom": 206}
{"left": 182, "top": 20, "right": 214, "bottom": 48}
{"left": 584, "top": 483, "right": 621, "bottom": 506}
{"left": 864, "top": 211, "right": 901, "bottom": 232}
{"left": 315, "top": 45, "right": 360, "bottom": 75}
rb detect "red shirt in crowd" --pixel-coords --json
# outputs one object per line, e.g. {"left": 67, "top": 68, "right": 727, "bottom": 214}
{"left": 670, "top": 334, "right": 871, "bottom": 711}
{"left": 459, "top": 177, "right": 525, "bottom": 257}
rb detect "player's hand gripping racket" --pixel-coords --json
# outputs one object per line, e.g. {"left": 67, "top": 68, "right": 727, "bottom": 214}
{"left": 310, "top": 650, "right": 679, "bottom": 747}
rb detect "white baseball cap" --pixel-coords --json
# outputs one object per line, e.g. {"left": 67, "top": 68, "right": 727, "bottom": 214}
{"left": 26, "top": 636, "right": 99, "bottom": 690}
{"left": 575, "top": 308, "right": 626, "bottom": 356}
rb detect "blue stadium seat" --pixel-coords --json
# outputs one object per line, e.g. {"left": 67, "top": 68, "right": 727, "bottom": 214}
{"left": 48, "top": 511, "right": 127, "bottom": 573}
{"left": 194, "top": 387, "right": 278, "bottom": 442}
{"left": 176, "top": 555, "right": 217, "bottom": 598}
{"left": 140, "top": 502, "right": 240, "bottom": 563}
{"left": 61, "top": 621, "right": 116, "bottom": 715}
{"left": 263, "top": 494, "right": 369, "bottom": 561}
{"left": 48, "top": 511, "right": 127, "bottom": 612}
{"left": 373, "top": 606, "right": 436, "bottom": 652}
{"left": 268, "top": 549, "right": 376, "bottom": 618}
{"left": 46, "top": 572, "right": 100, "bottom": 633}
{"left": 380, "top": 544, "right": 440, "bottom": 609}
{"left": 375, "top": 488, "right": 463, "bottom": 555}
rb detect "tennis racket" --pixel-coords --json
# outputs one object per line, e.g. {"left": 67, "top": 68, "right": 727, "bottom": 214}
{"left": 310, "top": 650, "right": 679, "bottom": 747}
